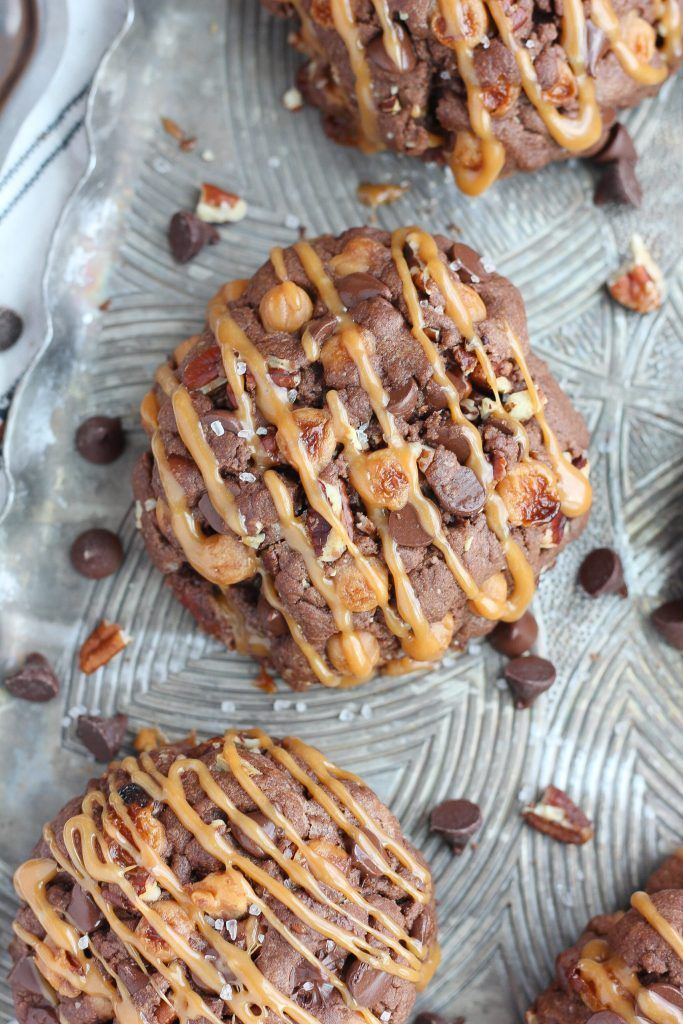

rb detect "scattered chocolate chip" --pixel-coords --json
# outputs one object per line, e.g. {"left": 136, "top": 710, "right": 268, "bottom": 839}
{"left": 118, "top": 782, "right": 151, "bottom": 806}
{"left": 504, "top": 655, "right": 556, "bottom": 709}
{"left": 77, "top": 713, "right": 128, "bottom": 762}
{"left": 168, "top": 211, "right": 219, "bottom": 263}
{"left": 425, "top": 370, "right": 472, "bottom": 410}
{"left": 594, "top": 160, "right": 642, "bottom": 207}
{"left": 230, "top": 810, "right": 277, "bottom": 859}
{"left": 651, "top": 599, "right": 683, "bottom": 650}
{"left": 75, "top": 415, "right": 125, "bottom": 464}
{"left": 70, "top": 528, "right": 123, "bottom": 580}
{"left": 346, "top": 829, "right": 384, "bottom": 878}
{"left": 336, "top": 272, "right": 391, "bottom": 308}
{"left": 198, "top": 492, "right": 231, "bottom": 534}
{"left": 489, "top": 611, "right": 538, "bottom": 658}
{"left": 366, "top": 24, "right": 415, "bottom": 73}
{"left": 425, "top": 459, "right": 486, "bottom": 517}
{"left": 388, "top": 503, "right": 432, "bottom": 547}
{"left": 4, "top": 653, "right": 59, "bottom": 702}
{"left": 449, "top": 242, "right": 487, "bottom": 282}
{"left": 578, "top": 548, "right": 628, "bottom": 598}
{"left": 8, "top": 956, "right": 45, "bottom": 995}
{"left": 66, "top": 885, "right": 104, "bottom": 933}
{"left": 344, "top": 958, "right": 391, "bottom": 1006}
{"left": 410, "top": 905, "right": 435, "bottom": 945}
{"left": 587, "top": 1012, "right": 627, "bottom": 1024}
{"left": 435, "top": 423, "right": 471, "bottom": 463}
{"left": 0, "top": 306, "right": 23, "bottom": 351}
{"left": 387, "top": 378, "right": 418, "bottom": 418}
{"left": 430, "top": 798, "right": 482, "bottom": 853}
{"left": 594, "top": 123, "right": 637, "bottom": 164}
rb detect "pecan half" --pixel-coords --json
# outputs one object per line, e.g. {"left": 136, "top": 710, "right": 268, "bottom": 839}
{"left": 523, "top": 785, "right": 594, "bottom": 844}
{"left": 79, "top": 621, "right": 129, "bottom": 675}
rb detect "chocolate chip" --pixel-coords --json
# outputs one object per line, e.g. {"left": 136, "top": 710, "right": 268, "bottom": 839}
{"left": 651, "top": 599, "right": 683, "bottom": 650}
{"left": 198, "top": 492, "right": 231, "bottom": 534}
{"left": 425, "top": 457, "right": 486, "bottom": 517}
{"left": 75, "top": 415, "right": 125, "bottom": 464}
{"left": 344, "top": 958, "right": 391, "bottom": 1006}
{"left": 0, "top": 307, "right": 23, "bottom": 351}
{"left": 410, "top": 905, "right": 435, "bottom": 945}
{"left": 66, "top": 885, "right": 104, "bottom": 933}
{"left": 646, "top": 984, "right": 683, "bottom": 1011}
{"left": 77, "top": 713, "right": 128, "bottom": 762}
{"left": 388, "top": 503, "right": 432, "bottom": 547}
{"left": 169, "top": 211, "right": 219, "bottom": 263}
{"left": 305, "top": 312, "right": 338, "bottom": 348}
{"left": 201, "top": 409, "right": 243, "bottom": 435}
{"left": 430, "top": 799, "right": 482, "bottom": 853}
{"left": 586, "top": 1014, "right": 627, "bottom": 1024}
{"left": 4, "top": 653, "right": 59, "bottom": 702}
{"left": 306, "top": 508, "right": 332, "bottom": 556}
{"left": 118, "top": 782, "right": 151, "bottom": 806}
{"left": 346, "top": 829, "right": 384, "bottom": 878}
{"left": 387, "top": 378, "right": 418, "bottom": 418}
{"left": 336, "top": 272, "right": 391, "bottom": 308}
{"left": 366, "top": 24, "right": 416, "bottom": 73}
{"left": 593, "top": 123, "right": 638, "bottom": 164}
{"left": 230, "top": 810, "right": 277, "bottom": 858}
{"left": 425, "top": 370, "right": 471, "bottom": 410}
{"left": 594, "top": 160, "right": 642, "bottom": 207}
{"left": 70, "top": 528, "right": 123, "bottom": 579}
{"left": 8, "top": 956, "right": 45, "bottom": 995}
{"left": 488, "top": 611, "right": 538, "bottom": 658}
{"left": 435, "top": 423, "right": 471, "bottom": 463}
{"left": 449, "top": 242, "right": 487, "bottom": 282}
{"left": 504, "top": 655, "right": 556, "bottom": 709}
{"left": 578, "top": 548, "right": 628, "bottom": 598}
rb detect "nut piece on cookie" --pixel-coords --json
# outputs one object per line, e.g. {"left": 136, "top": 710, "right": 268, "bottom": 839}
{"left": 523, "top": 785, "right": 593, "bottom": 844}
{"left": 9, "top": 729, "right": 438, "bottom": 1024}
{"left": 133, "top": 226, "right": 591, "bottom": 690}
{"left": 608, "top": 234, "right": 666, "bottom": 313}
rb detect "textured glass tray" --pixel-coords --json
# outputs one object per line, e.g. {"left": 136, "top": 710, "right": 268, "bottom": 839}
{"left": 1, "top": 1, "right": 682, "bottom": 1020}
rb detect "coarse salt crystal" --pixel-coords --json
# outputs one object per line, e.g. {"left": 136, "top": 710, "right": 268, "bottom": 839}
{"left": 214, "top": 919, "right": 225, "bottom": 931}
{"left": 221, "top": 700, "right": 236, "bottom": 713}
{"left": 77, "top": 935, "right": 89, "bottom": 950}
{"left": 201, "top": 149, "right": 216, "bottom": 162}
{"left": 360, "top": 703, "right": 373, "bottom": 719}
{"left": 225, "top": 919, "right": 237, "bottom": 940}
{"left": 237, "top": 429, "right": 251, "bottom": 438}
{"left": 219, "top": 983, "right": 233, "bottom": 1001}
{"left": 274, "top": 699, "right": 291, "bottom": 712}
{"left": 143, "top": 498, "right": 157, "bottom": 511}
{"left": 256, "top": 426, "right": 268, "bottom": 435}
{"left": 339, "top": 707, "right": 355, "bottom": 722}
{"left": 287, "top": 388, "right": 297, "bottom": 403}
{"left": 295, "top": 700, "right": 307, "bottom": 712}
{"left": 235, "top": 360, "right": 247, "bottom": 374}
{"left": 210, "top": 420, "right": 225, "bottom": 436}
{"left": 239, "top": 472, "right": 256, "bottom": 483}
{"left": 268, "top": 156, "right": 281, "bottom": 169}
{"left": 284, "top": 213, "right": 299, "bottom": 230}
{"left": 249, "top": 904, "right": 262, "bottom": 916}
{"left": 381, "top": 1014, "right": 391, "bottom": 1022}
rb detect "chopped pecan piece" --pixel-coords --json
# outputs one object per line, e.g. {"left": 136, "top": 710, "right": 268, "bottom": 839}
{"left": 608, "top": 234, "right": 665, "bottom": 313}
{"left": 523, "top": 785, "right": 594, "bottom": 844}
{"left": 79, "top": 621, "right": 129, "bottom": 675}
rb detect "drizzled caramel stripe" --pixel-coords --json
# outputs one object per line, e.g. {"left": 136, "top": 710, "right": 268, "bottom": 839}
{"left": 329, "top": 0, "right": 382, "bottom": 151}
{"left": 14, "top": 730, "right": 436, "bottom": 1024}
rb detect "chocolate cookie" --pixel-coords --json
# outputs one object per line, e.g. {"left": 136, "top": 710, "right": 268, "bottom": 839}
{"left": 262, "top": 0, "right": 682, "bottom": 196}
{"left": 526, "top": 850, "right": 683, "bottom": 1023}
{"left": 9, "top": 729, "right": 438, "bottom": 1024}
{"left": 133, "top": 226, "right": 591, "bottom": 689}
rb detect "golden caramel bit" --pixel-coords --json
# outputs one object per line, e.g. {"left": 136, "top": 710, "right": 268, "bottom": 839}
{"left": 327, "top": 630, "right": 381, "bottom": 674}
{"left": 276, "top": 407, "right": 336, "bottom": 472}
{"left": 622, "top": 11, "right": 657, "bottom": 63}
{"left": 496, "top": 462, "right": 561, "bottom": 527}
{"left": 333, "top": 556, "right": 387, "bottom": 613}
{"left": 328, "top": 235, "right": 387, "bottom": 276}
{"left": 259, "top": 281, "right": 313, "bottom": 333}
{"left": 354, "top": 450, "right": 411, "bottom": 511}
{"left": 188, "top": 869, "right": 248, "bottom": 918}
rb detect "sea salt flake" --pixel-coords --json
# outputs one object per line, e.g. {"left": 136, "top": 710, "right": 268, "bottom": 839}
{"left": 225, "top": 919, "right": 237, "bottom": 940}
{"left": 214, "top": 919, "right": 225, "bottom": 931}
{"left": 256, "top": 426, "right": 268, "bottom": 435}
{"left": 381, "top": 1014, "right": 391, "bottom": 1022}
{"left": 274, "top": 699, "right": 291, "bottom": 712}
{"left": 219, "top": 983, "right": 233, "bottom": 1001}
{"left": 235, "top": 360, "right": 247, "bottom": 374}
{"left": 221, "top": 700, "right": 236, "bottom": 713}
{"left": 239, "top": 472, "right": 256, "bottom": 483}
{"left": 360, "top": 703, "right": 373, "bottom": 719}
{"left": 77, "top": 935, "right": 89, "bottom": 950}
{"left": 210, "top": 420, "right": 225, "bottom": 436}
{"left": 284, "top": 213, "right": 300, "bottom": 230}
{"left": 249, "top": 904, "right": 262, "bottom": 916}
{"left": 339, "top": 707, "right": 356, "bottom": 722}
{"left": 295, "top": 700, "right": 308, "bottom": 712}
{"left": 237, "top": 429, "right": 251, "bottom": 438}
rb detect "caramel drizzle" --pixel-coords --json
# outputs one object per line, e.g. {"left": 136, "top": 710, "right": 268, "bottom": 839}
{"left": 146, "top": 227, "right": 590, "bottom": 686}
{"left": 320, "top": 0, "right": 681, "bottom": 195}
{"left": 14, "top": 731, "right": 436, "bottom": 1024}
{"left": 577, "top": 892, "right": 683, "bottom": 1023}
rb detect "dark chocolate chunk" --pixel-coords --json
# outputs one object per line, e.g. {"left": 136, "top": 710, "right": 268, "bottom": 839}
{"left": 578, "top": 548, "right": 628, "bottom": 598}
{"left": 8, "top": 956, "right": 45, "bottom": 995}
{"left": 504, "top": 655, "right": 556, "bottom": 709}
{"left": 4, "top": 653, "right": 59, "bottom": 702}
{"left": 201, "top": 409, "right": 243, "bottom": 436}
{"left": 75, "top": 415, "right": 125, "bottom": 464}
{"left": 594, "top": 160, "right": 642, "bottom": 207}
{"left": 435, "top": 423, "right": 471, "bottom": 463}
{"left": 230, "top": 810, "right": 277, "bottom": 858}
{"left": 366, "top": 24, "right": 415, "bottom": 73}
{"left": 118, "top": 782, "right": 152, "bottom": 806}
{"left": 430, "top": 798, "right": 482, "bottom": 853}
{"left": 488, "top": 611, "right": 538, "bottom": 658}
{"left": 336, "top": 272, "right": 392, "bottom": 308}
{"left": 651, "top": 599, "right": 683, "bottom": 650}
{"left": 0, "top": 306, "right": 23, "bottom": 351}
{"left": 66, "top": 884, "right": 104, "bottom": 933}
{"left": 344, "top": 957, "right": 391, "bottom": 1006}
{"left": 346, "top": 828, "right": 385, "bottom": 878}
{"left": 646, "top": 984, "right": 683, "bottom": 1011}
{"left": 70, "top": 528, "right": 123, "bottom": 579}
{"left": 450, "top": 242, "right": 487, "bottom": 282}
{"left": 198, "top": 492, "right": 231, "bottom": 535}
{"left": 77, "top": 713, "right": 128, "bottom": 762}
{"left": 388, "top": 503, "right": 433, "bottom": 547}
{"left": 410, "top": 904, "right": 435, "bottom": 945}
{"left": 593, "top": 123, "right": 638, "bottom": 164}
{"left": 425, "top": 457, "right": 486, "bottom": 517}
{"left": 306, "top": 508, "right": 332, "bottom": 556}
{"left": 305, "top": 312, "right": 338, "bottom": 348}
{"left": 169, "top": 211, "right": 219, "bottom": 263}
{"left": 387, "top": 378, "right": 418, "bottom": 418}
